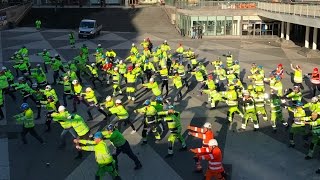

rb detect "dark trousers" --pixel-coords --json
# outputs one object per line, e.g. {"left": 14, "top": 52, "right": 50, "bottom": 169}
{"left": 175, "top": 87, "right": 183, "bottom": 101}
{"left": 72, "top": 95, "right": 82, "bottom": 112}
{"left": 90, "top": 76, "right": 103, "bottom": 89}
{"left": 0, "top": 104, "right": 4, "bottom": 119}
{"left": 113, "top": 141, "right": 141, "bottom": 169}
{"left": 86, "top": 104, "right": 108, "bottom": 120}
{"left": 62, "top": 91, "right": 73, "bottom": 107}
{"left": 53, "top": 71, "right": 60, "bottom": 84}
{"left": 116, "top": 118, "right": 136, "bottom": 132}
{"left": 21, "top": 126, "right": 44, "bottom": 144}
{"left": 145, "top": 70, "right": 152, "bottom": 82}
{"left": 161, "top": 80, "right": 169, "bottom": 96}
{"left": 23, "top": 94, "right": 37, "bottom": 104}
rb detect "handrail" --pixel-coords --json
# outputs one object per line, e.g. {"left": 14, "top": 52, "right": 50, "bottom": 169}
{"left": 257, "top": 1, "right": 320, "bottom": 18}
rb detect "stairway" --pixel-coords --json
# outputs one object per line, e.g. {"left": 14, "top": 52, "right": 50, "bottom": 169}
{"left": 19, "top": 6, "right": 177, "bottom": 34}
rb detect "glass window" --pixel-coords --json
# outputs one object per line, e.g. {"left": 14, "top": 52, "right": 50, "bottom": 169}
{"left": 226, "top": 16, "right": 233, "bottom": 35}
{"left": 207, "top": 16, "right": 216, "bottom": 36}
{"left": 216, "top": 16, "right": 225, "bottom": 36}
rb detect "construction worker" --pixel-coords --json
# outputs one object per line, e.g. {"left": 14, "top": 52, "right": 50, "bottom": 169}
{"left": 132, "top": 63, "right": 144, "bottom": 84}
{"left": 232, "top": 60, "right": 241, "bottom": 80}
{"left": 285, "top": 86, "right": 302, "bottom": 106}
{"left": 100, "top": 96, "right": 115, "bottom": 112}
{"left": 0, "top": 89, "right": 3, "bottom": 120}
{"left": 272, "top": 76, "right": 283, "bottom": 97}
{"left": 290, "top": 64, "right": 303, "bottom": 89}
{"left": 2, "top": 67, "right": 14, "bottom": 85}
{"left": 117, "top": 60, "right": 127, "bottom": 83}
{"left": 248, "top": 70, "right": 265, "bottom": 92}
{"left": 51, "top": 54, "right": 65, "bottom": 84}
{"left": 72, "top": 79, "right": 83, "bottom": 113}
{"left": 158, "top": 105, "right": 187, "bottom": 157}
{"left": 109, "top": 99, "right": 136, "bottom": 133}
{"left": 124, "top": 66, "right": 137, "bottom": 102}
{"left": 306, "top": 67, "right": 320, "bottom": 96}
{"left": 303, "top": 112, "right": 320, "bottom": 160}
{"left": 14, "top": 103, "right": 44, "bottom": 144}
{"left": 74, "top": 132, "right": 121, "bottom": 180}
{"left": 191, "top": 67, "right": 205, "bottom": 96}
{"left": 159, "top": 66, "right": 169, "bottom": 97}
{"left": 80, "top": 44, "right": 89, "bottom": 59}
{"left": 226, "top": 70, "right": 236, "bottom": 85}
{"left": 303, "top": 96, "right": 320, "bottom": 114}
{"left": 50, "top": 106, "right": 77, "bottom": 148}
{"left": 143, "top": 59, "right": 155, "bottom": 82}
{"left": 253, "top": 86, "right": 268, "bottom": 121}
{"left": 0, "top": 69, "right": 15, "bottom": 100}
{"left": 59, "top": 76, "right": 73, "bottom": 107}
{"left": 188, "top": 122, "right": 214, "bottom": 146}
{"left": 102, "top": 124, "right": 142, "bottom": 170}
{"left": 264, "top": 73, "right": 277, "bottom": 94}
{"left": 82, "top": 87, "right": 108, "bottom": 121}
{"left": 188, "top": 52, "right": 198, "bottom": 71}
{"left": 125, "top": 52, "right": 138, "bottom": 67}
{"left": 161, "top": 40, "right": 171, "bottom": 52}
{"left": 142, "top": 47, "right": 152, "bottom": 59}
{"left": 66, "top": 60, "right": 80, "bottom": 82}
{"left": 232, "top": 78, "right": 244, "bottom": 94}
{"left": 214, "top": 65, "right": 227, "bottom": 91}
{"left": 142, "top": 78, "right": 161, "bottom": 97}
{"left": 108, "top": 67, "right": 122, "bottom": 96}
{"left": 169, "top": 72, "right": 184, "bottom": 102}
{"left": 190, "top": 139, "right": 225, "bottom": 180}
{"left": 102, "top": 60, "right": 113, "bottom": 84}
{"left": 40, "top": 85, "right": 59, "bottom": 107}
{"left": 69, "top": 32, "right": 75, "bottom": 48}
{"left": 31, "top": 83, "right": 45, "bottom": 119}
{"left": 240, "top": 90, "right": 259, "bottom": 131}
{"left": 13, "top": 77, "right": 37, "bottom": 104}
{"left": 202, "top": 88, "right": 222, "bottom": 108}
{"left": 106, "top": 49, "right": 116, "bottom": 63}
{"left": 175, "top": 43, "right": 184, "bottom": 62}
{"left": 35, "top": 19, "right": 41, "bottom": 30}
{"left": 86, "top": 63, "right": 103, "bottom": 88}
{"left": 286, "top": 101, "right": 308, "bottom": 148}
{"left": 223, "top": 85, "right": 243, "bottom": 123}
{"left": 130, "top": 43, "right": 139, "bottom": 55}
{"left": 275, "top": 63, "right": 284, "bottom": 79}
{"left": 30, "top": 64, "right": 47, "bottom": 87}
{"left": 37, "top": 49, "right": 51, "bottom": 73}
{"left": 96, "top": 44, "right": 104, "bottom": 54}
{"left": 250, "top": 63, "right": 258, "bottom": 75}
{"left": 40, "top": 96, "right": 57, "bottom": 132}
{"left": 177, "top": 62, "right": 189, "bottom": 88}
{"left": 140, "top": 39, "right": 149, "bottom": 49}
{"left": 268, "top": 92, "right": 287, "bottom": 132}
{"left": 134, "top": 99, "right": 161, "bottom": 144}
{"left": 225, "top": 51, "right": 233, "bottom": 69}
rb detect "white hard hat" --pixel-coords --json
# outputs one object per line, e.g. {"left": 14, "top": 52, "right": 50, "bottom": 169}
{"left": 149, "top": 78, "right": 154, "bottom": 82}
{"left": 208, "top": 139, "right": 218, "bottom": 147}
{"left": 311, "top": 96, "right": 318, "bottom": 103}
{"left": 164, "top": 40, "right": 167, "bottom": 43}
{"left": 203, "top": 122, "right": 212, "bottom": 129}
{"left": 45, "top": 85, "right": 51, "bottom": 90}
{"left": 72, "top": 80, "right": 78, "bottom": 85}
{"left": 243, "top": 90, "right": 249, "bottom": 96}
{"left": 162, "top": 66, "right": 167, "bottom": 69}
{"left": 119, "top": 60, "right": 123, "bottom": 64}
{"left": 63, "top": 76, "right": 69, "bottom": 80}
{"left": 143, "top": 39, "right": 146, "bottom": 41}
{"left": 86, "top": 87, "right": 92, "bottom": 92}
{"left": 135, "top": 63, "right": 140, "bottom": 67}
{"left": 91, "top": 63, "right": 95, "bottom": 66}
{"left": 55, "top": 53, "right": 59, "bottom": 57}
{"left": 115, "top": 99, "right": 122, "bottom": 104}
{"left": 58, "top": 106, "right": 66, "bottom": 112}
{"left": 1, "top": 66, "right": 7, "bottom": 70}
{"left": 114, "top": 67, "right": 118, "bottom": 71}
{"left": 106, "top": 96, "right": 112, "bottom": 101}
{"left": 98, "top": 44, "right": 101, "bottom": 47}
{"left": 132, "top": 43, "right": 135, "bottom": 46}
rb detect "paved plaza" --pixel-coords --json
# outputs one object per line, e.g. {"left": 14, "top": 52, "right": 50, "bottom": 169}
{"left": 0, "top": 27, "right": 319, "bottom": 180}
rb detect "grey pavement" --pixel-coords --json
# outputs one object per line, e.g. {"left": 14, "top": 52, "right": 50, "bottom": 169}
{"left": 0, "top": 26, "right": 320, "bottom": 180}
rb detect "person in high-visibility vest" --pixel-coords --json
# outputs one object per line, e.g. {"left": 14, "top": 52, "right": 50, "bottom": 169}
{"left": 35, "top": 19, "right": 41, "bottom": 30}
{"left": 213, "top": 65, "right": 227, "bottom": 91}
{"left": 82, "top": 87, "right": 108, "bottom": 121}
{"left": 142, "top": 78, "right": 161, "bottom": 97}
{"left": 15, "top": 103, "right": 44, "bottom": 144}
{"left": 191, "top": 67, "right": 205, "bottom": 96}
{"left": 74, "top": 132, "right": 121, "bottom": 180}
{"left": 124, "top": 66, "right": 137, "bottom": 102}
{"left": 307, "top": 67, "right": 320, "bottom": 96}
{"left": 303, "top": 96, "right": 320, "bottom": 114}
{"left": 290, "top": 64, "right": 304, "bottom": 89}
{"left": 285, "top": 86, "right": 302, "bottom": 106}
{"left": 222, "top": 85, "right": 243, "bottom": 123}
{"left": 169, "top": 72, "right": 184, "bottom": 102}
{"left": 72, "top": 79, "right": 83, "bottom": 113}
{"left": 40, "top": 96, "right": 57, "bottom": 132}
{"left": 190, "top": 139, "right": 225, "bottom": 180}
{"left": 303, "top": 112, "right": 320, "bottom": 160}
{"left": 248, "top": 70, "right": 265, "bottom": 93}
{"left": 109, "top": 99, "right": 136, "bottom": 133}
{"left": 130, "top": 43, "right": 139, "bottom": 55}
{"left": 158, "top": 105, "right": 187, "bottom": 157}
{"left": 159, "top": 66, "right": 169, "bottom": 97}
{"left": 86, "top": 63, "right": 103, "bottom": 89}
{"left": 239, "top": 90, "right": 259, "bottom": 131}
{"left": 143, "top": 59, "right": 155, "bottom": 82}
{"left": 253, "top": 86, "right": 268, "bottom": 121}
{"left": 108, "top": 67, "right": 122, "bottom": 96}
{"left": 116, "top": 60, "right": 127, "bottom": 84}
{"left": 268, "top": 91, "right": 287, "bottom": 132}
{"left": 285, "top": 101, "right": 308, "bottom": 148}
{"left": 69, "top": 32, "right": 75, "bottom": 48}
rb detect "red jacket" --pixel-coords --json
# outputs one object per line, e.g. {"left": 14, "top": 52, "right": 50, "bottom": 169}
{"left": 189, "top": 126, "right": 214, "bottom": 146}
{"left": 199, "top": 147, "right": 224, "bottom": 173}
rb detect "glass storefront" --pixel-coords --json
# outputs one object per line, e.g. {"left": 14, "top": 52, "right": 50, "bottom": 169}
{"left": 177, "top": 14, "right": 279, "bottom": 37}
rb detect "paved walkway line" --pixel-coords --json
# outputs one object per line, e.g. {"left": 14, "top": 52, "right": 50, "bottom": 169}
{"left": 0, "top": 138, "right": 10, "bottom": 180}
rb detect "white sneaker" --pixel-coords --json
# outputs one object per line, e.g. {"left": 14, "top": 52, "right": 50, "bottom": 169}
{"left": 131, "top": 130, "right": 136, "bottom": 134}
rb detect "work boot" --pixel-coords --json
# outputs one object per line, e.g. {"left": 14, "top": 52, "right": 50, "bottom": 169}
{"left": 305, "top": 156, "right": 312, "bottom": 160}
{"left": 165, "top": 154, "right": 174, "bottom": 158}
{"left": 288, "top": 143, "right": 295, "bottom": 148}
{"left": 316, "top": 168, "right": 320, "bottom": 174}
{"left": 134, "top": 164, "right": 142, "bottom": 170}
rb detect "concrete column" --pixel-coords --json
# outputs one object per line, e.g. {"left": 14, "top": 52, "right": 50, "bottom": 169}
{"left": 313, "top": 27, "right": 318, "bottom": 50}
{"left": 237, "top": 20, "right": 241, "bottom": 36}
{"left": 281, "top": 21, "right": 284, "bottom": 39}
{"left": 286, "top": 22, "right": 290, "bottom": 40}
{"left": 305, "top": 26, "right": 310, "bottom": 48}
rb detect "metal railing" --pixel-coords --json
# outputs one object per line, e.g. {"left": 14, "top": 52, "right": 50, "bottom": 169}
{"left": 257, "top": 1, "right": 320, "bottom": 18}
{"left": 165, "top": 0, "right": 258, "bottom": 10}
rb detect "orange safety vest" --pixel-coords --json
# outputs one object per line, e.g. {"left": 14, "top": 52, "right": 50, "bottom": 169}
{"left": 311, "top": 72, "right": 320, "bottom": 84}
{"left": 200, "top": 147, "right": 224, "bottom": 172}
{"left": 189, "top": 126, "right": 214, "bottom": 146}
